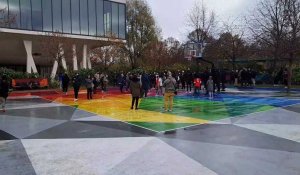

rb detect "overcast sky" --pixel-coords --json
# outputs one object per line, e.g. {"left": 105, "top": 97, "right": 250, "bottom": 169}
{"left": 146, "top": 0, "right": 260, "bottom": 41}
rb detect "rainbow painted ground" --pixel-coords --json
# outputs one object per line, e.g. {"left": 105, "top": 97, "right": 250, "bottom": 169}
{"left": 34, "top": 89, "right": 300, "bottom": 132}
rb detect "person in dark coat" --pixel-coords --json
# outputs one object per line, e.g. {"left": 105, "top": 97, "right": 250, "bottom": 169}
{"left": 129, "top": 75, "right": 141, "bottom": 110}
{"left": 62, "top": 73, "right": 70, "bottom": 95}
{"left": 0, "top": 75, "right": 10, "bottom": 112}
{"left": 72, "top": 73, "right": 81, "bottom": 101}
{"left": 141, "top": 72, "right": 150, "bottom": 97}
{"left": 117, "top": 73, "right": 126, "bottom": 93}
{"left": 85, "top": 75, "right": 93, "bottom": 100}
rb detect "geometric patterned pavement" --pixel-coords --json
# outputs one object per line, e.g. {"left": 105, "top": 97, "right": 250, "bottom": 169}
{"left": 1, "top": 88, "right": 300, "bottom": 174}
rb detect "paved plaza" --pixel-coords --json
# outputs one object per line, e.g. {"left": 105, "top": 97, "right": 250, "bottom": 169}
{"left": 1, "top": 88, "right": 300, "bottom": 175}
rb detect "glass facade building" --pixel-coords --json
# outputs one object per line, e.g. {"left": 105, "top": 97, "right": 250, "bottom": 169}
{"left": 0, "top": 0, "right": 126, "bottom": 39}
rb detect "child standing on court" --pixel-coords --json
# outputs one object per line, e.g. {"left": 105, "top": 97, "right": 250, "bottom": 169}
{"left": 206, "top": 76, "right": 214, "bottom": 99}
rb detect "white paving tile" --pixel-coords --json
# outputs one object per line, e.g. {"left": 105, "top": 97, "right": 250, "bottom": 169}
{"left": 74, "top": 115, "right": 119, "bottom": 122}
{"left": 6, "top": 103, "right": 67, "bottom": 110}
{"left": 21, "top": 137, "right": 153, "bottom": 175}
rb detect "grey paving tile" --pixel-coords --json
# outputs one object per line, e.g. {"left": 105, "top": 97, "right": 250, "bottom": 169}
{"left": 70, "top": 109, "right": 97, "bottom": 120}
{"left": 234, "top": 108, "right": 300, "bottom": 125}
{"left": 0, "top": 130, "right": 17, "bottom": 140}
{"left": 236, "top": 124, "right": 300, "bottom": 143}
{"left": 0, "top": 140, "right": 36, "bottom": 175}
{"left": 25, "top": 121, "right": 156, "bottom": 139}
{"left": 0, "top": 106, "right": 75, "bottom": 120}
{"left": 284, "top": 104, "right": 300, "bottom": 113}
{"left": 159, "top": 124, "right": 300, "bottom": 153}
{"left": 106, "top": 138, "right": 216, "bottom": 175}
{"left": 161, "top": 138, "right": 300, "bottom": 175}
{"left": 0, "top": 115, "right": 67, "bottom": 139}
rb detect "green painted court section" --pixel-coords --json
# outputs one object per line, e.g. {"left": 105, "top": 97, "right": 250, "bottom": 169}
{"left": 138, "top": 96, "right": 275, "bottom": 132}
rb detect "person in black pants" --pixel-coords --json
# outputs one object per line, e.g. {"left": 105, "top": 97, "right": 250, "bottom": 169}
{"left": 186, "top": 71, "right": 193, "bottom": 92}
{"left": 86, "top": 75, "right": 93, "bottom": 100}
{"left": 72, "top": 73, "right": 81, "bottom": 101}
{"left": 62, "top": 73, "right": 70, "bottom": 95}
{"left": 129, "top": 75, "right": 141, "bottom": 110}
{"left": 0, "top": 75, "right": 10, "bottom": 112}
{"left": 141, "top": 72, "right": 150, "bottom": 97}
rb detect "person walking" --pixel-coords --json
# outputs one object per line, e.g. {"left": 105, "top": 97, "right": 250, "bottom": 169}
{"left": 102, "top": 74, "right": 109, "bottom": 92}
{"left": 155, "top": 74, "right": 163, "bottom": 96}
{"left": 207, "top": 76, "right": 214, "bottom": 99}
{"left": 62, "top": 73, "right": 70, "bottom": 95}
{"left": 93, "top": 72, "right": 100, "bottom": 94}
{"left": 72, "top": 73, "right": 81, "bottom": 101}
{"left": 129, "top": 75, "right": 141, "bottom": 110}
{"left": 163, "top": 71, "right": 177, "bottom": 112}
{"left": 86, "top": 75, "right": 93, "bottom": 100}
{"left": 117, "top": 73, "right": 126, "bottom": 93}
{"left": 141, "top": 72, "right": 150, "bottom": 97}
{"left": 0, "top": 75, "right": 10, "bottom": 112}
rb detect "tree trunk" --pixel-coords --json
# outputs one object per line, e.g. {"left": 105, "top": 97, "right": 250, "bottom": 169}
{"left": 231, "top": 56, "right": 236, "bottom": 70}
{"left": 288, "top": 58, "right": 293, "bottom": 91}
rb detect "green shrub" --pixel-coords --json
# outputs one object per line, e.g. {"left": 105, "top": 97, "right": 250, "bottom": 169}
{"left": 0, "top": 67, "right": 41, "bottom": 80}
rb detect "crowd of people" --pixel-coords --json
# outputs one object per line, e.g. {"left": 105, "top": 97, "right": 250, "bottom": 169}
{"left": 57, "top": 68, "right": 260, "bottom": 111}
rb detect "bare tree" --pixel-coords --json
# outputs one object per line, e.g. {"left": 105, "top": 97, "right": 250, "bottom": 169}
{"left": 283, "top": 0, "right": 300, "bottom": 89}
{"left": 249, "top": 0, "right": 300, "bottom": 90}
{"left": 248, "top": 0, "right": 288, "bottom": 70}
{"left": 90, "top": 43, "right": 124, "bottom": 72}
{"left": 186, "top": 0, "right": 215, "bottom": 44}
{"left": 40, "top": 32, "right": 73, "bottom": 79}
{"left": 0, "top": 7, "right": 15, "bottom": 27}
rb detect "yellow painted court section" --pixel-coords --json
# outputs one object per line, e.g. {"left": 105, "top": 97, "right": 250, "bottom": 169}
{"left": 54, "top": 94, "right": 208, "bottom": 124}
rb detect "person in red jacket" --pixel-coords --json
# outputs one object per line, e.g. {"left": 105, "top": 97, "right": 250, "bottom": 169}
{"left": 194, "top": 77, "right": 202, "bottom": 95}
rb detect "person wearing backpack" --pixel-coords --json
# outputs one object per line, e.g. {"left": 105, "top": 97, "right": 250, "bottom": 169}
{"left": 163, "top": 71, "right": 177, "bottom": 112}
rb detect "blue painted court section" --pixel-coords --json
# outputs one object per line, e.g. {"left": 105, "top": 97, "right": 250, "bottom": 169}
{"left": 181, "top": 93, "right": 300, "bottom": 107}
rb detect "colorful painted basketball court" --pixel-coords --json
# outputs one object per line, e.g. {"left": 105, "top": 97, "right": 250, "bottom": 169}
{"left": 40, "top": 88, "right": 300, "bottom": 132}
{"left": 2, "top": 88, "right": 300, "bottom": 174}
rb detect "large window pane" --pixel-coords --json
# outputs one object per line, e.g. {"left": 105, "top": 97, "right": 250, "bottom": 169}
{"left": 71, "top": 0, "right": 79, "bottom": 34}
{"left": 42, "top": 0, "right": 52, "bottom": 31}
{"left": 80, "top": 0, "right": 88, "bottom": 35}
{"left": 96, "top": 0, "right": 103, "bottom": 36}
{"left": 119, "top": 4, "right": 125, "bottom": 39}
{"left": 31, "top": 0, "right": 42, "bottom": 31}
{"left": 111, "top": 2, "right": 118, "bottom": 37}
{"left": 88, "top": 0, "right": 96, "bottom": 36}
{"left": 0, "top": 0, "right": 8, "bottom": 27}
{"left": 8, "top": 0, "right": 20, "bottom": 28}
{"left": 62, "top": 0, "right": 71, "bottom": 33}
{"left": 20, "top": 0, "right": 31, "bottom": 30}
{"left": 104, "top": 1, "right": 111, "bottom": 36}
{"left": 52, "top": 0, "right": 62, "bottom": 32}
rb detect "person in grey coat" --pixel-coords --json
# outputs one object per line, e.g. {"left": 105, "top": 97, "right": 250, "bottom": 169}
{"left": 207, "top": 76, "right": 214, "bottom": 99}
{"left": 163, "top": 71, "right": 177, "bottom": 112}
{"left": 129, "top": 75, "right": 141, "bottom": 110}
